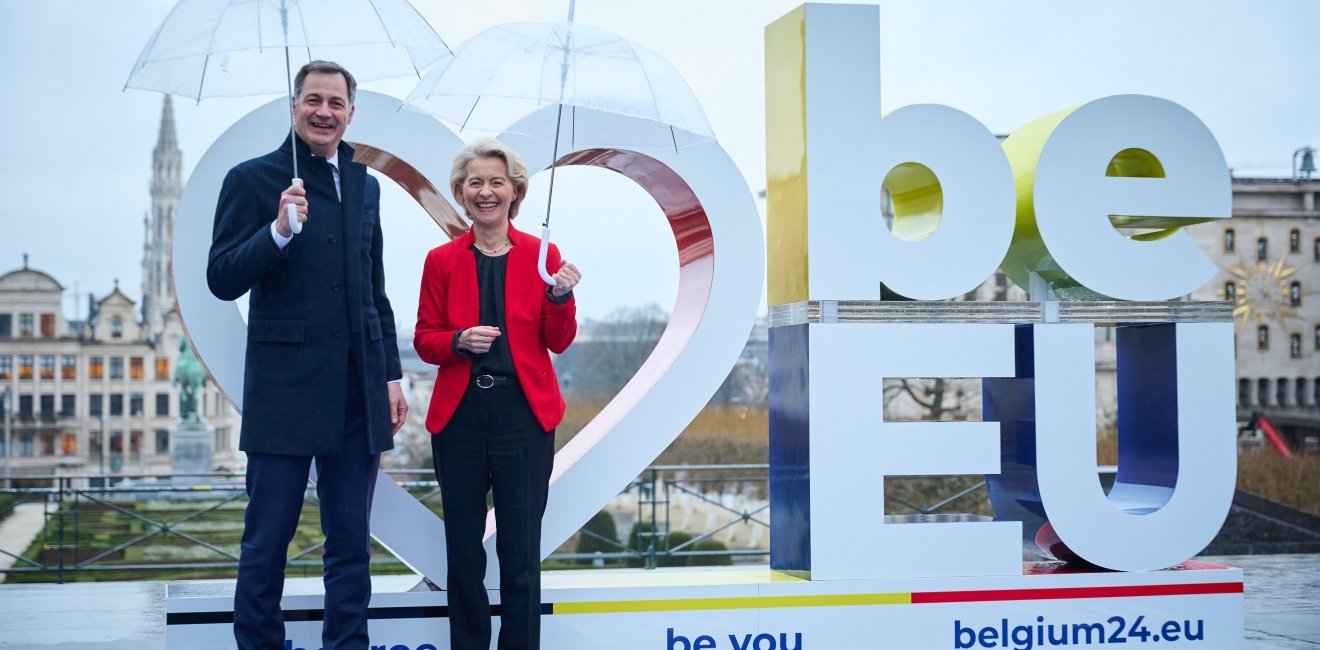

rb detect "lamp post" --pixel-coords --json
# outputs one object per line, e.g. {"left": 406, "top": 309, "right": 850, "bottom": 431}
{"left": 3, "top": 386, "right": 12, "bottom": 489}
{"left": 97, "top": 415, "right": 105, "bottom": 488}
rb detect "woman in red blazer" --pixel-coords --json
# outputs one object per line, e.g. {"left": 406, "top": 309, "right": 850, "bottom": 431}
{"left": 414, "top": 138, "right": 580, "bottom": 650}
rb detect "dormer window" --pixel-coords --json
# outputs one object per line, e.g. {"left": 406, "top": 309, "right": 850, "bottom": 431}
{"left": 111, "top": 317, "right": 123, "bottom": 339}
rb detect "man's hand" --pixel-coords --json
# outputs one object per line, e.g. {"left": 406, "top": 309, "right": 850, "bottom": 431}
{"left": 551, "top": 260, "right": 581, "bottom": 297}
{"left": 275, "top": 180, "right": 307, "bottom": 237}
{"left": 388, "top": 382, "right": 408, "bottom": 434}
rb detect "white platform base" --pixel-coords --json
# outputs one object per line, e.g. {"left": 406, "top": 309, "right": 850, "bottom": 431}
{"left": 166, "top": 562, "right": 1243, "bottom": 649}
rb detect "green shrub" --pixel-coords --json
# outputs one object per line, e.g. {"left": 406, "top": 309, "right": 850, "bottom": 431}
{"left": 574, "top": 511, "right": 619, "bottom": 565}
{"left": 626, "top": 521, "right": 658, "bottom": 568}
{"left": 688, "top": 539, "right": 732, "bottom": 566}
{"left": 658, "top": 531, "right": 693, "bottom": 567}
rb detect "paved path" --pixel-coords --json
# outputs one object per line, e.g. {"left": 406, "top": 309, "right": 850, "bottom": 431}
{"left": 0, "top": 501, "right": 47, "bottom": 583}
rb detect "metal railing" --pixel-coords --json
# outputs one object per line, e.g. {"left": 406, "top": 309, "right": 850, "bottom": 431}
{"left": 0, "top": 465, "right": 990, "bottom": 582}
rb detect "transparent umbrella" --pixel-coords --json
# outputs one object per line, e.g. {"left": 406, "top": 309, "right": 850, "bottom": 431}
{"left": 404, "top": 7, "right": 713, "bottom": 284}
{"left": 126, "top": 0, "right": 451, "bottom": 235}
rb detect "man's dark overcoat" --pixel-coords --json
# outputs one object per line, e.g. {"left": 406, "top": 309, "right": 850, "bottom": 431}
{"left": 207, "top": 135, "right": 401, "bottom": 456}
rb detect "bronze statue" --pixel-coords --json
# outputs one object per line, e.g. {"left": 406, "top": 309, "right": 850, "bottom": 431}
{"left": 173, "top": 339, "right": 208, "bottom": 424}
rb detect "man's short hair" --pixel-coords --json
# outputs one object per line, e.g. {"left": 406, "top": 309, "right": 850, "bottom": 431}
{"left": 293, "top": 60, "right": 357, "bottom": 105}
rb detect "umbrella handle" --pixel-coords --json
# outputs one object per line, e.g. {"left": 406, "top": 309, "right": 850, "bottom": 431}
{"left": 288, "top": 177, "right": 303, "bottom": 235}
{"left": 537, "top": 227, "right": 557, "bottom": 286}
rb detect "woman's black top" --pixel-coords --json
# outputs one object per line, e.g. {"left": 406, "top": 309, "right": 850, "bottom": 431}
{"left": 471, "top": 245, "right": 516, "bottom": 378}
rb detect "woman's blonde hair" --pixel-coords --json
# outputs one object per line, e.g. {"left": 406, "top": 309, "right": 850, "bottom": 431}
{"left": 450, "top": 138, "right": 530, "bottom": 219}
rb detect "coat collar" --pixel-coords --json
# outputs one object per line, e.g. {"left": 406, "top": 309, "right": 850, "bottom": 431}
{"left": 278, "top": 133, "right": 358, "bottom": 167}
{"left": 455, "top": 222, "right": 540, "bottom": 279}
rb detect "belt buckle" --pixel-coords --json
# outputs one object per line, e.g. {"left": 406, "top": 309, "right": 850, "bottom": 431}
{"left": 476, "top": 374, "right": 496, "bottom": 389}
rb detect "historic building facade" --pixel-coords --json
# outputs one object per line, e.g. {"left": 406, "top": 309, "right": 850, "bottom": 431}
{"left": 1187, "top": 177, "right": 1319, "bottom": 439}
{"left": 0, "top": 98, "right": 239, "bottom": 481}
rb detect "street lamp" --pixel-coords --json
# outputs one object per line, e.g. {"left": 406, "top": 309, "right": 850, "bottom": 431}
{"left": 3, "top": 386, "right": 11, "bottom": 489}
{"left": 97, "top": 414, "right": 105, "bottom": 488}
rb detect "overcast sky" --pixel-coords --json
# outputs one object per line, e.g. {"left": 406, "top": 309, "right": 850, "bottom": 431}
{"left": 1, "top": 0, "right": 1316, "bottom": 334}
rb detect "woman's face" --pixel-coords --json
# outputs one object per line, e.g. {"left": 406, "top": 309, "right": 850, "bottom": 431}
{"left": 459, "top": 156, "right": 517, "bottom": 228}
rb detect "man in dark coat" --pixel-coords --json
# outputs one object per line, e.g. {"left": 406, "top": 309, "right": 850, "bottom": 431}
{"left": 207, "top": 60, "right": 408, "bottom": 650}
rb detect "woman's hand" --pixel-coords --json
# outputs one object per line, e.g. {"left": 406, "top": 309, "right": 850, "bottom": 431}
{"left": 551, "top": 261, "right": 581, "bottom": 297}
{"left": 458, "top": 325, "right": 501, "bottom": 355}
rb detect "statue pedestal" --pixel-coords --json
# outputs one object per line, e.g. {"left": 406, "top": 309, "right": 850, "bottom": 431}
{"left": 170, "top": 423, "right": 215, "bottom": 486}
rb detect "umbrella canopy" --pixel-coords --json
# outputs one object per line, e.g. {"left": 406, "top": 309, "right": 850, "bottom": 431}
{"left": 404, "top": 21, "right": 714, "bottom": 150}
{"left": 405, "top": 19, "right": 714, "bottom": 284}
{"left": 126, "top": 0, "right": 451, "bottom": 235}
{"left": 126, "top": 0, "right": 452, "bottom": 101}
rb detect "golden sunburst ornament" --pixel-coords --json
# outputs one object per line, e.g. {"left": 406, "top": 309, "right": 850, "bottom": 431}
{"left": 1222, "top": 256, "right": 1302, "bottom": 331}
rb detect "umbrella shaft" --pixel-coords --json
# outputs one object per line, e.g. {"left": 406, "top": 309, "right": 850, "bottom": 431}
{"left": 544, "top": 102, "right": 566, "bottom": 228}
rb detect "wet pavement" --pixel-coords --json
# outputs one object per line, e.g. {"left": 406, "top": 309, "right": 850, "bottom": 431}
{"left": 0, "top": 554, "right": 1314, "bottom": 648}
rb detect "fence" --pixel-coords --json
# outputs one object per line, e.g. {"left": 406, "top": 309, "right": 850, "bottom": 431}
{"left": 0, "top": 465, "right": 990, "bottom": 582}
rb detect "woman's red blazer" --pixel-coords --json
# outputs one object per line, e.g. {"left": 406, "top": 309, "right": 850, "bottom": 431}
{"left": 414, "top": 224, "right": 577, "bottom": 434}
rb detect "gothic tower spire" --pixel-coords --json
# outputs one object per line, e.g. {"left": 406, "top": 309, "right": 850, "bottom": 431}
{"left": 144, "top": 95, "right": 182, "bottom": 339}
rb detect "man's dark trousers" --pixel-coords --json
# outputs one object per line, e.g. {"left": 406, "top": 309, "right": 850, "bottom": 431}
{"left": 234, "top": 355, "right": 379, "bottom": 650}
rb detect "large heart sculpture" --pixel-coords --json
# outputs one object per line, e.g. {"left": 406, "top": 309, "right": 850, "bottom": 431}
{"left": 173, "top": 91, "right": 765, "bottom": 587}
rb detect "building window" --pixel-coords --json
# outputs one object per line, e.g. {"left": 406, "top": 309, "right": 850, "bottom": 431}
{"left": 130, "top": 430, "right": 143, "bottom": 455}
{"left": 1291, "top": 282, "right": 1302, "bottom": 307}
{"left": 155, "top": 357, "right": 170, "bottom": 381}
{"left": 0, "top": 356, "right": 11, "bottom": 380}
{"left": 1291, "top": 334, "right": 1303, "bottom": 359}
{"left": 155, "top": 393, "right": 169, "bottom": 418}
{"left": 129, "top": 357, "right": 144, "bottom": 381}
{"left": 18, "top": 395, "right": 33, "bottom": 420}
{"left": 1315, "top": 325, "right": 1320, "bottom": 350}
{"left": 18, "top": 355, "right": 33, "bottom": 380}
{"left": 1290, "top": 229, "right": 1301, "bottom": 254}
{"left": 60, "top": 432, "right": 76, "bottom": 456}
{"left": 39, "top": 395, "right": 54, "bottom": 420}
{"left": 1238, "top": 378, "right": 1251, "bottom": 407}
{"left": 18, "top": 313, "right": 33, "bottom": 338}
{"left": 39, "top": 355, "right": 54, "bottom": 380}
{"left": 1257, "top": 238, "right": 1268, "bottom": 261}
{"left": 1224, "top": 281, "right": 1236, "bottom": 302}
{"left": 90, "top": 394, "right": 103, "bottom": 417}
{"left": 110, "top": 394, "right": 124, "bottom": 417}
{"left": 61, "top": 355, "right": 76, "bottom": 380}
{"left": 1298, "top": 378, "right": 1310, "bottom": 408}
{"left": 1257, "top": 378, "right": 1271, "bottom": 407}
{"left": 1315, "top": 238, "right": 1320, "bottom": 262}
{"left": 89, "top": 356, "right": 104, "bottom": 380}
{"left": 1277, "top": 378, "right": 1290, "bottom": 407}
{"left": 130, "top": 393, "right": 144, "bottom": 417}
{"left": 1223, "top": 228, "right": 1235, "bottom": 252}
{"left": 39, "top": 313, "right": 55, "bottom": 338}
{"left": 39, "top": 432, "right": 55, "bottom": 456}
{"left": 111, "top": 317, "right": 123, "bottom": 339}
{"left": 110, "top": 430, "right": 123, "bottom": 454}
{"left": 19, "top": 433, "right": 33, "bottom": 457}
{"left": 0, "top": 314, "right": 10, "bottom": 337}
{"left": 155, "top": 429, "right": 169, "bottom": 454}
{"left": 110, "top": 357, "right": 124, "bottom": 380}
{"left": 1257, "top": 326, "right": 1269, "bottom": 350}
{"left": 60, "top": 395, "right": 75, "bottom": 417}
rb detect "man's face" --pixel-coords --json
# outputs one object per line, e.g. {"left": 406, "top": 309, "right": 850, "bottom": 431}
{"left": 293, "top": 71, "right": 354, "bottom": 158}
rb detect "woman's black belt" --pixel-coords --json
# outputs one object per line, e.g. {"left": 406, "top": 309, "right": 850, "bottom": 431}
{"left": 473, "top": 374, "right": 515, "bottom": 389}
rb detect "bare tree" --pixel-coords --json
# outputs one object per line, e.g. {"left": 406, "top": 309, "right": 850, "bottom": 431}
{"left": 882, "top": 378, "right": 982, "bottom": 421}
{"left": 558, "top": 304, "right": 668, "bottom": 398}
